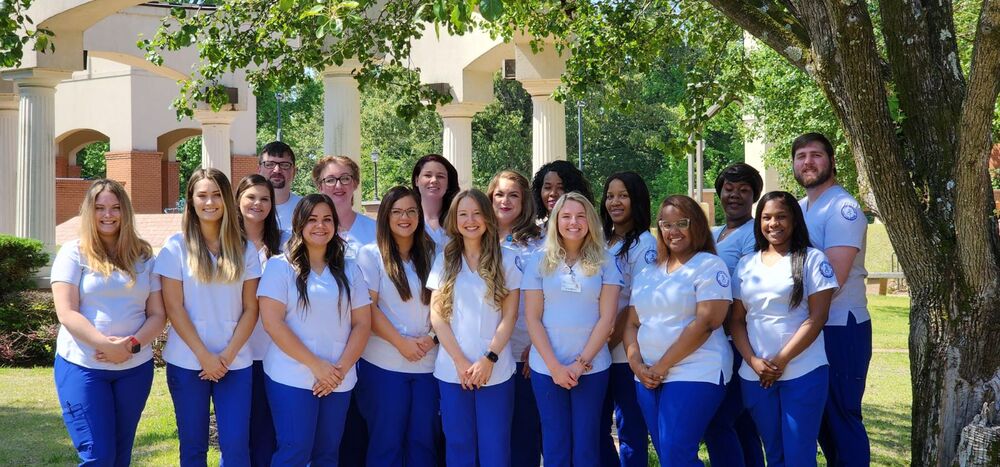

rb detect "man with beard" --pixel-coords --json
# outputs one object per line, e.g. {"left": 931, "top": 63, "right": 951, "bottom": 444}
{"left": 792, "top": 132, "right": 870, "bottom": 466}
{"left": 257, "top": 141, "right": 302, "bottom": 232}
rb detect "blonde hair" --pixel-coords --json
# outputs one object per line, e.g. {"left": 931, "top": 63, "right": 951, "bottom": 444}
{"left": 539, "top": 192, "right": 607, "bottom": 276}
{"left": 182, "top": 168, "right": 246, "bottom": 283}
{"left": 435, "top": 189, "right": 508, "bottom": 322}
{"left": 77, "top": 179, "right": 152, "bottom": 284}
{"left": 486, "top": 170, "right": 540, "bottom": 246}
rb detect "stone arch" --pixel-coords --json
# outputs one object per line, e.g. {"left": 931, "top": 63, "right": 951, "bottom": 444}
{"left": 157, "top": 128, "right": 202, "bottom": 210}
{"left": 55, "top": 128, "right": 110, "bottom": 177}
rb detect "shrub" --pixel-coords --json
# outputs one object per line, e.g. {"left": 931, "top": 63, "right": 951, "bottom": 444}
{"left": 0, "top": 235, "right": 49, "bottom": 296}
{"left": 0, "top": 289, "right": 58, "bottom": 367}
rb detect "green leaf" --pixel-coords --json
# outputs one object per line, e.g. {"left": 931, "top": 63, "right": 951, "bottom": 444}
{"left": 479, "top": 0, "right": 504, "bottom": 22}
{"left": 278, "top": 0, "right": 295, "bottom": 11}
{"left": 300, "top": 4, "right": 325, "bottom": 19}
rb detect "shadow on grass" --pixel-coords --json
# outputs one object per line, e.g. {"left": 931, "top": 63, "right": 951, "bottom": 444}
{"left": 0, "top": 404, "right": 77, "bottom": 465}
{"left": 865, "top": 402, "right": 912, "bottom": 466}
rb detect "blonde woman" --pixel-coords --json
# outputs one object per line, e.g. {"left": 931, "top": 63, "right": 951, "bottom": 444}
{"left": 428, "top": 189, "right": 521, "bottom": 467}
{"left": 155, "top": 168, "right": 262, "bottom": 465}
{"left": 52, "top": 179, "right": 166, "bottom": 466}
{"left": 522, "top": 192, "right": 623, "bottom": 467}
{"left": 486, "top": 170, "right": 543, "bottom": 466}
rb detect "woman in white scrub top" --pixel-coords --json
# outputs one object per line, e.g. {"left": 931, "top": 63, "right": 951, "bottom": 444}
{"left": 523, "top": 192, "right": 623, "bottom": 467}
{"left": 411, "top": 154, "right": 460, "bottom": 246}
{"left": 355, "top": 186, "right": 440, "bottom": 467}
{"left": 428, "top": 189, "right": 521, "bottom": 467}
{"left": 487, "top": 170, "right": 543, "bottom": 466}
{"left": 257, "top": 193, "right": 372, "bottom": 466}
{"left": 729, "top": 191, "right": 837, "bottom": 466}
{"left": 623, "top": 194, "right": 733, "bottom": 467}
{"left": 155, "top": 168, "right": 262, "bottom": 466}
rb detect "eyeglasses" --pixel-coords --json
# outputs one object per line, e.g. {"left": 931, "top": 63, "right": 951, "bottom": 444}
{"left": 320, "top": 175, "right": 355, "bottom": 187}
{"left": 390, "top": 208, "right": 419, "bottom": 219}
{"left": 260, "top": 161, "right": 293, "bottom": 170}
{"left": 657, "top": 218, "right": 691, "bottom": 231}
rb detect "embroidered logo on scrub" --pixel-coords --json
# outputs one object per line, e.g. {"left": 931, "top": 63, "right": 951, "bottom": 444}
{"left": 820, "top": 261, "right": 835, "bottom": 278}
{"left": 841, "top": 205, "right": 859, "bottom": 221}
{"left": 644, "top": 249, "right": 657, "bottom": 265}
{"left": 716, "top": 271, "right": 730, "bottom": 288}
{"left": 515, "top": 255, "right": 525, "bottom": 272}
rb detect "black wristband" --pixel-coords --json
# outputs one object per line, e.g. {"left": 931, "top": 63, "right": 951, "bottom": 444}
{"left": 432, "top": 335, "right": 439, "bottom": 345}
{"left": 484, "top": 350, "right": 499, "bottom": 363}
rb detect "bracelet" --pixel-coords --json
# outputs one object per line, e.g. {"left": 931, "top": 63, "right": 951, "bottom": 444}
{"left": 574, "top": 356, "right": 593, "bottom": 372}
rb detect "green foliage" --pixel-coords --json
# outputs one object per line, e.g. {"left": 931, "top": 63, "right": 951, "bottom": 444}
{"left": 991, "top": 168, "right": 1000, "bottom": 191}
{"left": 471, "top": 77, "right": 532, "bottom": 187}
{"left": 256, "top": 78, "right": 326, "bottom": 195}
{"left": 75, "top": 141, "right": 109, "bottom": 180}
{"left": 175, "top": 137, "right": 202, "bottom": 199}
{"left": 0, "top": 0, "right": 55, "bottom": 69}
{"left": 0, "top": 235, "right": 49, "bottom": 297}
{"left": 0, "top": 290, "right": 57, "bottom": 367}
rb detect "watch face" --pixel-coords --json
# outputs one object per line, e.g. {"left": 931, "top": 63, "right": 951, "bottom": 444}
{"left": 130, "top": 344, "right": 141, "bottom": 354}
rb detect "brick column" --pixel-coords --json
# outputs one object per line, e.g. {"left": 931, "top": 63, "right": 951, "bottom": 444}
{"left": 162, "top": 160, "right": 179, "bottom": 211}
{"left": 105, "top": 151, "right": 163, "bottom": 214}
{"left": 230, "top": 154, "right": 259, "bottom": 185}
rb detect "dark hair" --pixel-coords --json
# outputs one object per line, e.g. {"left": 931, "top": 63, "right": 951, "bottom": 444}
{"left": 411, "top": 154, "right": 460, "bottom": 226}
{"left": 753, "top": 191, "right": 812, "bottom": 309}
{"left": 284, "top": 194, "right": 351, "bottom": 314}
{"left": 655, "top": 195, "right": 715, "bottom": 264}
{"left": 376, "top": 186, "right": 435, "bottom": 305}
{"left": 531, "top": 160, "right": 594, "bottom": 220}
{"left": 714, "top": 163, "right": 764, "bottom": 202}
{"left": 259, "top": 141, "right": 296, "bottom": 164}
{"left": 235, "top": 174, "right": 282, "bottom": 258}
{"left": 600, "top": 171, "right": 651, "bottom": 262}
{"left": 791, "top": 133, "right": 836, "bottom": 176}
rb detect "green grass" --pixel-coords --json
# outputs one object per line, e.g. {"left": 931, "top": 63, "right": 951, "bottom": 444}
{"left": 865, "top": 223, "right": 897, "bottom": 273}
{"left": 1, "top": 297, "right": 912, "bottom": 466}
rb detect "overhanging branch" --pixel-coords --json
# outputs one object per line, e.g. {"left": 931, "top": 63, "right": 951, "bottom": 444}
{"left": 704, "top": 0, "right": 812, "bottom": 72}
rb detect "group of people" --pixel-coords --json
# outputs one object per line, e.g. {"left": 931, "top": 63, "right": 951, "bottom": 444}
{"left": 52, "top": 132, "right": 872, "bottom": 467}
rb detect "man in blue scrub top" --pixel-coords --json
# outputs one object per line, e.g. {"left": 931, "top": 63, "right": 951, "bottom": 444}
{"left": 792, "top": 132, "right": 871, "bottom": 466}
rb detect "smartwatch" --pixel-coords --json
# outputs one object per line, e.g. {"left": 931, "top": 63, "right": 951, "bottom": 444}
{"left": 127, "top": 336, "right": 141, "bottom": 354}
{"left": 484, "top": 350, "right": 499, "bottom": 363}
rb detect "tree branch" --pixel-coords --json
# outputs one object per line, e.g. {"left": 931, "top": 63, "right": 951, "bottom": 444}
{"left": 703, "top": 0, "right": 812, "bottom": 72}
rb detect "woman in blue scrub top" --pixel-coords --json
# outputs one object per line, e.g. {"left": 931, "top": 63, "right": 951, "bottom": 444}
{"left": 236, "top": 174, "right": 284, "bottom": 467}
{"left": 258, "top": 193, "right": 372, "bottom": 466}
{"left": 428, "top": 189, "right": 522, "bottom": 467}
{"left": 155, "top": 169, "right": 262, "bottom": 466}
{"left": 487, "top": 170, "right": 543, "bottom": 466}
{"left": 729, "top": 191, "right": 837, "bottom": 466}
{"left": 412, "top": 154, "right": 460, "bottom": 246}
{"left": 52, "top": 179, "right": 166, "bottom": 467}
{"left": 530, "top": 160, "right": 594, "bottom": 226}
{"left": 623, "top": 195, "right": 733, "bottom": 467}
{"left": 355, "top": 186, "right": 440, "bottom": 467}
{"left": 524, "top": 192, "right": 623, "bottom": 467}
{"left": 703, "top": 163, "right": 766, "bottom": 467}
{"left": 598, "top": 171, "right": 655, "bottom": 467}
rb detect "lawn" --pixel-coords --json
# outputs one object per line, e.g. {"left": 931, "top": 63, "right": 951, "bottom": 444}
{"left": 0, "top": 296, "right": 912, "bottom": 466}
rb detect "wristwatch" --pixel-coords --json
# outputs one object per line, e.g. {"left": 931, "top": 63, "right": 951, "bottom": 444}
{"left": 127, "top": 336, "right": 141, "bottom": 354}
{"left": 484, "top": 350, "right": 499, "bottom": 363}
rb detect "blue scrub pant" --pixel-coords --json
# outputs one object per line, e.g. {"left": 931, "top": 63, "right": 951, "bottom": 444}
{"left": 266, "top": 375, "right": 351, "bottom": 466}
{"left": 166, "top": 363, "right": 252, "bottom": 467}
{"left": 635, "top": 376, "right": 726, "bottom": 467}
{"left": 54, "top": 356, "right": 153, "bottom": 467}
{"left": 511, "top": 362, "right": 541, "bottom": 467}
{"left": 599, "top": 363, "right": 648, "bottom": 467}
{"left": 818, "top": 314, "right": 872, "bottom": 466}
{"left": 249, "top": 361, "right": 275, "bottom": 467}
{"left": 339, "top": 389, "right": 369, "bottom": 467}
{"left": 703, "top": 342, "right": 765, "bottom": 467}
{"left": 355, "top": 359, "right": 439, "bottom": 467}
{"left": 531, "top": 369, "right": 609, "bottom": 467}
{"left": 438, "top": 378, "right": 514, "bottom": 467}
{"left": 742, "top": 366, "right": 829, "bottom": 467}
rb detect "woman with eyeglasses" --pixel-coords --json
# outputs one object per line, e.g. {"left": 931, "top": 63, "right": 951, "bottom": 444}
{"left": 155, "top": 169, "right": 262, "bottom": 465}
{"left": 728, "top": 191, "right": 837, "bottom": 466}
{"left": 523, "top": 192, "right": 622, "bottom": 467}
{"left": 258, "top": 193, "right": 372, "bottom": 466}
{"left": 486, "top": 170, "right": 543, "bottom": 465}
{"left": 599, "top": 172, "right": 656, "bottom": 467}
{"left": 51, "top": 179, "right": 166, "bottom": 466}
{"left": 412, "top": 154, "right": 460, "bottom": 246}
{"left": 355, "top": 186, "right": 440, "bottom": 466}
{"left": 623, "top": 195, "right": 733, "bottom": 466}
{"left": 429, "top": 189, "right": 521, "bottom": 467}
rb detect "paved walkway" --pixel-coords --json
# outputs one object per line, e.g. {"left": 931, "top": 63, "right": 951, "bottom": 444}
{"left": 56, "top": 214, "right": 182, "bottom": 250}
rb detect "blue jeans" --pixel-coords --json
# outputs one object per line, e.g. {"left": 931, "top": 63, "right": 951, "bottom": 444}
{"left": 531, "top": 369, "right": 609, "bottom": 467}
{"left": 266, "top": 375, "right": 352, "bottom": 467}
{"left": 355, "top": 360, "right": 439, "bottom": 467}
{"left": 54, "top": 356, "right": 154, "bottom": 467}
{"left": 599, "top": 363, "right": 648, "bottom": 467}
{"left": 818, "top": 314, "right": 872, "bottom": 466}
{"left": 635, "top": 376, "right": 726, "bottom": 467}
{"left": 743, "top": 366, "right": 829, "bottom": 467}
{"left": 166, "top": 363, "right": 252, "bottom": 467}
{"left": 438, "top": 378, "right": 514, "bottom": 467}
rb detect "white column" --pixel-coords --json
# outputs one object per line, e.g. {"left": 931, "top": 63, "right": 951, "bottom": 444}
{"left": 437, "top": 103, "right": 484, "bottom": 190}
{"left": 0, "top": 88, "right": 18, "bottom": 235}
{"left": 194, "top": 109, "right": 237, "bottom": 179}
{"left": 742, "top": 114, "right": 781, "bottom": 197}
{"left": 322, "top": 68, "right": 361, "bottom": 161}
{"left": 3, "top": 69, "right": 70, "bottom": 247}
{"left": 521, "top": 79, "right": 567, "bottom": 175}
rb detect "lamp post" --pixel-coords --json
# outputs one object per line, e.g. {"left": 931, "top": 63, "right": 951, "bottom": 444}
{"left": 576, "top": 100, "right": 585, "bottom": 170}
{"left": 275, "top": 91, "right": 286, "bottom": 141}
{"left": 370, "top": 149, "right": 380, "bottom": 200}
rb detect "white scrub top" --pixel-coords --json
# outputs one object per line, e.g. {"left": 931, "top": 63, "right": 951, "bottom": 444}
{"left": 800, "top": 185, "right": 868, "bottom": 325}
{"left": 521, "top": 249, "right": 624, "bottom": 376}
{"left": 340, "top": 212, "right": 377, "bottom": 263}
{"left": 630, "top": 252, "right": 733, "bottom": 384}
{"left": 427, "top": 248, "right": 521, "bottom": 386}
{"left": 154, "top": 233, "right": 262, "bottom": 371}
{"left": 51, "top": 240, "right": 160, "bottom": 370}
{"left": 257, "top": 255, "right": 371, "bottom": 391}
{"left": 356, "top": 243, "right": 436, "bottom": 373}
{"left": 733, "top": 248, "right": 838, "bottom": 381}
{"left": 608, "top": 231, "right": 658, "bottom": 363}
{"left": 712, "top": 221, "right": 757, "bottom": 275}
{"left": 274, "top": 192, "right": 302, "bottom": 233}
{"left": 426, "top": 224, "right": 448, "bottom": 248}
{"left": 502, "top": 235, "right": 543, "bottom": 363}
{"left": 247, "top": 231, "right": 291, "bottom": 361}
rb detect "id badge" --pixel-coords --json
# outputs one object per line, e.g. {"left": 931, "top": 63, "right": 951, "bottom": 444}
{"left": 561, "top": 273, "right": 582, "bottom": 293}
{"left": 345, "top": 242, "right": 358, "bottom": 260}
